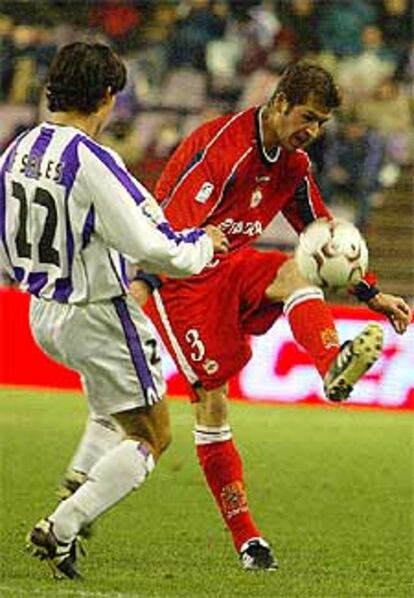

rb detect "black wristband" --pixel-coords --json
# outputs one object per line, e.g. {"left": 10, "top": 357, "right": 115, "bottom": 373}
{"left": 131, "top": 271, "right": 162, "bottom": 292}
{"left": 354, "top": 281, "right": 380, "bottom": 302}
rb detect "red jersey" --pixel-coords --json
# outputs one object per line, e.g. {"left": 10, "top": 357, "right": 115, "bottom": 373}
{"left": 155, "top": 106, "right": 331, "bottom": 252}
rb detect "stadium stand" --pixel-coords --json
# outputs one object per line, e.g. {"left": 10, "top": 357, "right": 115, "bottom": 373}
{"left": 0, "top": 0, "right": 413, "bottom": 300}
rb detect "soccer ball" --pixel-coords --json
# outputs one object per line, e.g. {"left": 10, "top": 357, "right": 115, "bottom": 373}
{"left": 295, "top": 218, "right": 368, "bottom": 289}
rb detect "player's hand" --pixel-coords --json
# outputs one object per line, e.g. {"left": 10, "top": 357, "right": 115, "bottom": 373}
{"left": 367, "top": 292, "right": 412, "bottom": 335}
{"left": 204, "top": 225, "right": 229, "bottom": 253}
{"left": 129, "top": 280, "right": 151, "bottom": 307}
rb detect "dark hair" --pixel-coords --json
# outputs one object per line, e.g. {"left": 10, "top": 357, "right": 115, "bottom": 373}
{"left": 46, "top": 42, "right": 127, "bottom": 114}
{"left": 271, "top": 62, "right": 342, "bottom": 109}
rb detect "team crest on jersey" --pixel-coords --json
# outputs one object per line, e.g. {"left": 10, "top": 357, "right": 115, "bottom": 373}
{"left": 203, "top": 358, "right": 219, "bottom": 375}
{"left": 250, "top": 188, "right": 263, "bottom": 208}
{"left": 195, "top": 181, "right": 214, "bottom": 204}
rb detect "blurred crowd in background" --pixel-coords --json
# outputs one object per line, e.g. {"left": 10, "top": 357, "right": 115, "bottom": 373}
{"left": 0, "top": 0, "right": 413, "bottom": 271}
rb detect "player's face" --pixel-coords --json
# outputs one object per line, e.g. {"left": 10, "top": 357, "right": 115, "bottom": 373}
{"left": 266, "top": 93, "right": 332, "bottom": 152}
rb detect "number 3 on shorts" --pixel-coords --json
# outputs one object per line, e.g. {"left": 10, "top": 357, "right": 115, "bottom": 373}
{"left": 185, "top": 328, "right": 205, "bottom": 362}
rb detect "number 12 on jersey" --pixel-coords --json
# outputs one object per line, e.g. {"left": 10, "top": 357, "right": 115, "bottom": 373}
{"left": 9, "top": 179, "right": 63, "bottom": 268}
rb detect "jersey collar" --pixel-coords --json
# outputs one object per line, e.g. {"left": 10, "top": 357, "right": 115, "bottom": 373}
{"left": 255, "top": 106, "right": 282, "bottom": 165}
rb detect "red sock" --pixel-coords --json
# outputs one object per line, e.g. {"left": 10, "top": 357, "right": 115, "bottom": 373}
{"left": 196, "top": 439, "right": 261, "bottom": 552}
{"left": 287, "top": 297, "right": 340, "bottom": 377}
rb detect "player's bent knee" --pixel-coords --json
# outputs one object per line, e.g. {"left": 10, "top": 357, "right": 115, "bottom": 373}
{"left": 265, "top": 257, "right": 310, "bottom": 303}
{"left": 113, "top": 400, "right": 171, "bottom": 461}
{"left": 152, "top": 398, "right": 172, "bottom": 456}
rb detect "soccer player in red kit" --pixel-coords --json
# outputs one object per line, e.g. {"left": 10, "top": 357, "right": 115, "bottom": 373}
{"left": 61, "top": 63, "right": 411, "bottom": 571}
{"left": 131, "top": 63, "right": 411, "bottom": 570}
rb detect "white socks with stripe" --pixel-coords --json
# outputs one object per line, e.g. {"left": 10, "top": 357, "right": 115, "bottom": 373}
{"left": 68, "top": 414, "right": 124, "bottom": 476}
{"left": 50, "top": 439, "right": 154, "bottom": 543}
{"left": 283, "top": 286, "right": 324, "bottom": 317}
{"left": 193, "top": 424, "right": 232, "bottom": 445}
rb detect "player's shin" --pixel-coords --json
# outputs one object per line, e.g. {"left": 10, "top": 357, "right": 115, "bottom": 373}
{"left": 284, "top": 287, "right": 340, "bottom": 377}
{"left": 194, "top": 425, "right": 261, "bottom": 552}
{"left": 49, "top": 438, "right": 155, "bottom": 543}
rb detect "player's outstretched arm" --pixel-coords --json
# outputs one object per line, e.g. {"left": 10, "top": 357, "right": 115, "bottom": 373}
{"left": 367, "top": 293, "right": 412, "bottom": 335}
{"left": 81, "top": 142, "right": 227, "bottom": 278}
{"left": 129, "top": 226, "right": 228, "bottom": 307}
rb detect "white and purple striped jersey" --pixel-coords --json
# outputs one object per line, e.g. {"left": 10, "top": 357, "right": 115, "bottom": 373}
{"left": 0, "top": 123, "right": 213, "bottom": 304}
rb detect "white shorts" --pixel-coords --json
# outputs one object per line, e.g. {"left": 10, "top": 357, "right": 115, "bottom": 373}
{"left": 29, "top": 295, "right": 166, "bottom": 416}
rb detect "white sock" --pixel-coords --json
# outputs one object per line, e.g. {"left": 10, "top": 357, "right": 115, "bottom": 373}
{"left": 68, "top": 415, "right": 124, "bottom": 476}
{"left": 193, "top": 424, "right": 232, "bottom": 445}
{"left": 283, "top": 286, "right": 324, "bottom": 317}
{"left": 50, "top": 439, "right": 155, "bottom": 542}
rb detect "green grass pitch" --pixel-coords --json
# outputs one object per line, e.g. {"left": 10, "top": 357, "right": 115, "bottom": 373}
{"left": 0, "top": 388, "right": 412, "bottom": 597}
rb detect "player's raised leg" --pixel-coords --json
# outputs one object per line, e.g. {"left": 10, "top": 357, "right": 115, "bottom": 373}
{"left": 265, "top": 257, "right": 384, "bottom": 401}
{"left": 193, "top": 386, "right": 278, "bottom": 571}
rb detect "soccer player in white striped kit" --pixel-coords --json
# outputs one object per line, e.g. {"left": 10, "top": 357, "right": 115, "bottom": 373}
{"left": 0, "top": 42, "right": 229, "bottom": 579}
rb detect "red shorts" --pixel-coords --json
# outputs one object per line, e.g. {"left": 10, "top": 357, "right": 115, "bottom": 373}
{"left": 145, "top": 247, "right": 288, "bottom": 400}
